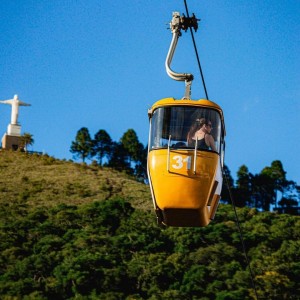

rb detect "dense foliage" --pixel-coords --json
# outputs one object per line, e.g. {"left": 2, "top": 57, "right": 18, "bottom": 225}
{"left": 1, "top": 142, "right": 299, "bottom": 299}
{"left": 1, "top": 197, "right": 299, "bottom": 299}
{"left": 19, "top": 132, "right": 34, "bottom": 152}
{"left": 70, "top": 128, "right": 300, "bottom": 213}
{"left": 70, "top": 128, "right": 147, "bottom": 181}
{"left": 222, "top": 162, "right": 299, "bottom": 215}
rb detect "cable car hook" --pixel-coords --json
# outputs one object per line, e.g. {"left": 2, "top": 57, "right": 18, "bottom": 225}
{"left": 165, "top": 12, "right": 199, "bottom": 99}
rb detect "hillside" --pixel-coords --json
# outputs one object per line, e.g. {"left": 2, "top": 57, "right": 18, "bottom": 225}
{"left": 0, "top": 150, "right": 299, "bottom": 299}
{"left": 0, "top": 150, "right": 152, "bottom": 210}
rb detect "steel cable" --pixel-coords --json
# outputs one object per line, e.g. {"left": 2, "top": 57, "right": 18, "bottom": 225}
{"left": 223, "top": 171, "right": 259, "bottom": 299}
{"left": 183, "top": 1, "right": 258, "bottom": 296}
{"left": 183, "top": 0, "right": 209, "bottom": 100}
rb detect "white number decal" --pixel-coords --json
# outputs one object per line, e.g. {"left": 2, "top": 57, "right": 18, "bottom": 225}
{"left": 172, "top": 155, "right": 190, "bottom": 170}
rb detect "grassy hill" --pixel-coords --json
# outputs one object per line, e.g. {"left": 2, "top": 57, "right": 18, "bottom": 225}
{"left": 0, "top": 150, "right": 152, "bottom": 210}
{"left": 0, "top": 150, "right": 299, "bottom": 299}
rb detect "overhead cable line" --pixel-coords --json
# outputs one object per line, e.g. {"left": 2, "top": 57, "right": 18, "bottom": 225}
{"left": 182, "top": 2, "right": 257, "bottom": 295}
{"left": 223, "top": 172, "right": 259, "bottom": 299}
{"left": 183, "top": 0, "right": 209, "bottom": 100}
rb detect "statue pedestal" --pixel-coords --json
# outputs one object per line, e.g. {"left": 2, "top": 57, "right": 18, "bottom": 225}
{"left": 1, "top": 134, "right": 21, "bottom": 150}
{"left": 1, "top": 124, "right": 22, "bottom": 150}
{"left": 7, "top": 124, "right": 21, "bottom": 136}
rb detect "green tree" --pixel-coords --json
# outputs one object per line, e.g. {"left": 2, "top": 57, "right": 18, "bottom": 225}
{"left": 70, "top": 127, "right": 93, "bottom": 162}
{"left": 19, "top": 132, "right": 34, "bottom": 152}
{"left": 180, "top": 265, "right": 206, "bottom": 297}
{"left": 107, "top": 142, "right": 131, "bottom": 173}
{"left": 278, "top": 196, "right": 299, "bottom": 215}
{"left": 93, "top": 129, "right": 112, "bottom": 166}
{"left": 255, "top": 160, "right": 299, "bottom": 212}
{"left": 120, "top": 129, "right": 139, "bottom": 163}
{"left": 250, "top": 161, "right": 287, "bottom": 211}
{"left": 254, "top": 271, "right": 293, "bottom": 299}
{"left": 235, "top": 165, "right": 252, "bottom": 207}
{"left": 108, "top": 129, "right": 147, "bottom": 178}
{"left": 221, "top": 164, "right": 235, "bottom": 204}
{"left": 261, "top": 160, "right": 287, "bottom": 209}
{"left": 133, "top": 142, "right": 147, "bottom": 181}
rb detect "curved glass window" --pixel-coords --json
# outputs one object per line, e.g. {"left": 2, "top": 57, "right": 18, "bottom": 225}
{"left": 149, "top": 106, "right": 223, "bottom": 154}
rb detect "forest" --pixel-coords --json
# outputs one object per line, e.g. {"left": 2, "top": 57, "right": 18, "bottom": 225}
{"left": 0, "top": 130, "right": 299, "bottom": 299}
{"left": 70, "top": 127, "right": 300, "bottom": 214}
{"left": 1, "top": 193, "right": 299, "bottom": 299}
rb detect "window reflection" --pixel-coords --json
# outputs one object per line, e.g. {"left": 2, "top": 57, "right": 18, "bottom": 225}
{"left": 150, "top": 106, "right": 222, "bottom": 153}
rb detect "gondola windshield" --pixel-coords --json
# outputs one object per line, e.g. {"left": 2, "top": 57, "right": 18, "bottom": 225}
{"left": 149, "top": 106, "right": 222, "bottom": 153}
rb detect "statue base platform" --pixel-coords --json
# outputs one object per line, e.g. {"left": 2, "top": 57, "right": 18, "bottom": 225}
{"left": 7, "top": 124, "right": 21, "bottom": 136}
{"left": 1, "top": 134, "right": 21, "bottom": 151}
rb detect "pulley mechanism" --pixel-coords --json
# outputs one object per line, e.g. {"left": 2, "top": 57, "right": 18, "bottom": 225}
{"left": 165, "top": 12, "right": 200, "bottom": 99}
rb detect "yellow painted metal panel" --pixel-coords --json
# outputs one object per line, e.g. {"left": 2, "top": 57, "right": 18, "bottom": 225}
{"left": 148, "top": 149, "right": 219, "bottom": 210}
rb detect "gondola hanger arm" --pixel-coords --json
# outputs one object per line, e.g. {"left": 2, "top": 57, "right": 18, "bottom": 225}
{"left": 165, "top": 12, "right": 199, "bottom": 99}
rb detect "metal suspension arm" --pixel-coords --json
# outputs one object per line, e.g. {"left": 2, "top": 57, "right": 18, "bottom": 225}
{"left": 165, "top": 12, "right": 198, "bottom": 99}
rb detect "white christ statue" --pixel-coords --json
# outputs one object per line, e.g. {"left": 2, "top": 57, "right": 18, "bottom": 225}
{"left": 0, "top": 94, "right": 31, "bottom": 125}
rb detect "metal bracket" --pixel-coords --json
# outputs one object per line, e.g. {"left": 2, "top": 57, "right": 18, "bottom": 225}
{"left": 165, "top": 12, "right": 199, "bottom": 100}
{"left": 183, "top": 79, "right": 192, "bottom": 100}
{"left": 193, "top": 137, "right": 198, "bottom": 174}
{"left": 167, "top": 135, "right": 172, "bottom": 172}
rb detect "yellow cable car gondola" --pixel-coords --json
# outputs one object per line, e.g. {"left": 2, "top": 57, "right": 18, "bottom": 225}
{"left": 147, "top": 12, "right": 226, "bottom": 227}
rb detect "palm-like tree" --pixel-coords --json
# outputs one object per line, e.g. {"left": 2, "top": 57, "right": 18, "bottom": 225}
{"left": 20, "top": 132, "right": 34, "bottom": 152}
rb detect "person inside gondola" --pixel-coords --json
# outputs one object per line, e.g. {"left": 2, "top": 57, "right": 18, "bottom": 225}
{"left": 187, "top": 118, "right": 216, "bottom": 151}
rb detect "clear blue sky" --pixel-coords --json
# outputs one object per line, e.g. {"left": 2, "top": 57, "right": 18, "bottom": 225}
{"left": 1, "top": 1, "right": 299, "bottom": 185}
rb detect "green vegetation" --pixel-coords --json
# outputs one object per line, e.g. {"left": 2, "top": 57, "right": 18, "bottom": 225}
{"left": 70, "top": 127, "right": 300, "bottom": 213}
{"left": 0, "top": 151, "right": 299, "bottom": 299}
{"left": 19, "top": 132, "right": 34, "bottom": 152}
{"left": 222, "top": 162, "right": 299, "bottom": 214}
{"left": 0, "top": 150, "right": 151, "bottom": 210}
{"left": 70, "top": 128, "right": 147, "bottom": 182}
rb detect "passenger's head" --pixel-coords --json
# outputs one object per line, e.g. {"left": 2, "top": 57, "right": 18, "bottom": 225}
{"left": 197, "top": 118, "right": 207, "bottom": 128}
{"left": 204, "top": 120, "right": 213, "bottom": 133}
{"left": 197, "top": 118, "right": 213, "bottom": 132}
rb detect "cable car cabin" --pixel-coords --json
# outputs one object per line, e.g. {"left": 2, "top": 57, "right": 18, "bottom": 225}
{"left": 147, "top": 97, "right": 226, "bottom": 227}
